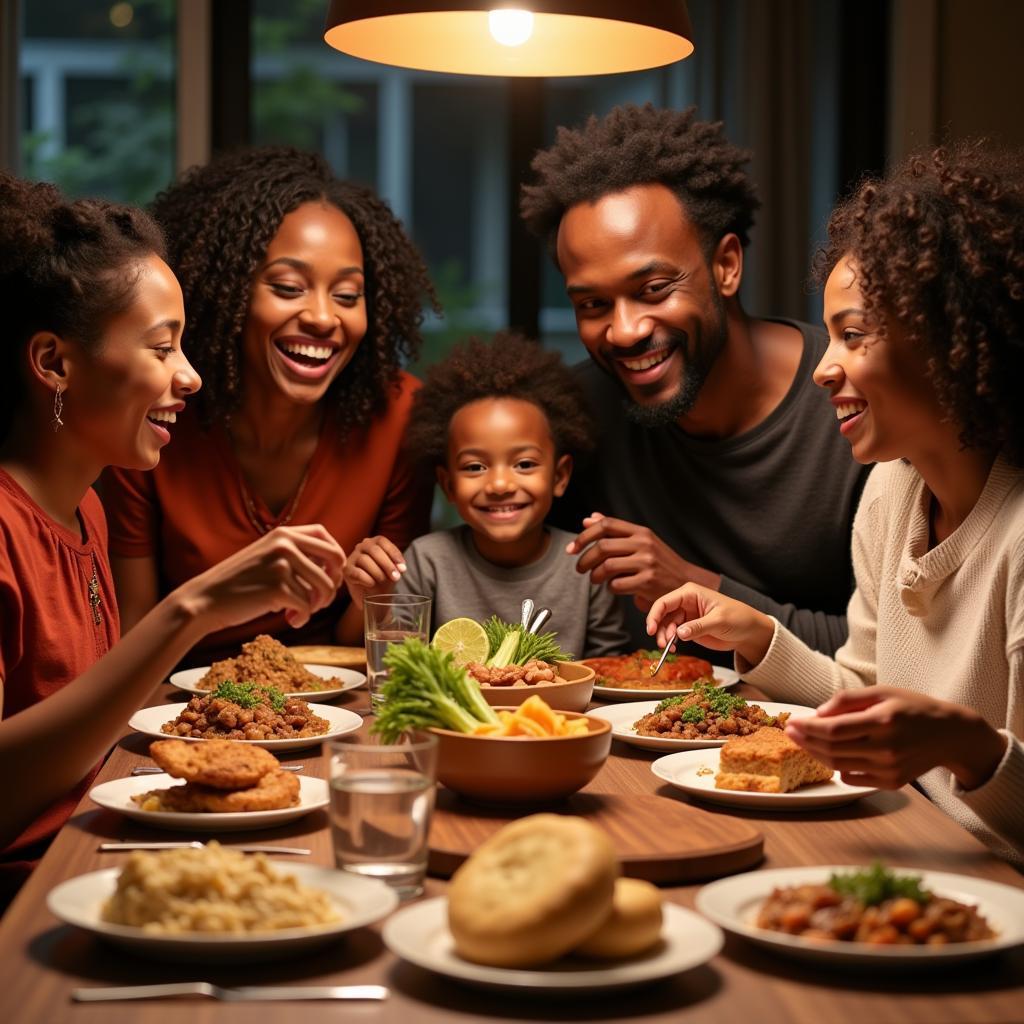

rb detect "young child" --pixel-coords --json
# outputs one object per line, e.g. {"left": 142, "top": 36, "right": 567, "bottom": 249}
{"left": 343, "top": 333, "right": 629, "bottom": 658}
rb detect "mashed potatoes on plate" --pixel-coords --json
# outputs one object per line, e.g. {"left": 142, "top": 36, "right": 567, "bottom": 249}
{"left": 101, "top": 842, "right": 339, "bottom": 933}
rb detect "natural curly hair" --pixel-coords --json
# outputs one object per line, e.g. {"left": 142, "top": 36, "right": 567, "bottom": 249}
{"left": 814, "top": 141, "right": 1024, "bottom": 465}
{"left": 405, "top": 333, "right": 595, "bottom": 466}
{"left": 0, "top": 172, "right": 165, "bottom": 441}
{"left": 150, "top": 147, "right": 440, "bottom": 438}
{"left": 520, "top": 103, "right": 760, "bottom": 261}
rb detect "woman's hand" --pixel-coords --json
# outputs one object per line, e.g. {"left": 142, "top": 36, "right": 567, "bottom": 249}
{"left": 343, "top": 535, "right": 406, "bottom": 610}
{"left": 786, "top": 687, "right": 1008, "bottom": 791}
{"left": 177, "top": 524, "right": 346, "bottom": 632}
{"left": 645, "top": 582, "right": 775, "bottom": 667}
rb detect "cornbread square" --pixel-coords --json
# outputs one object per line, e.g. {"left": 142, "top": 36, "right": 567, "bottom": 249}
{"left": 715, "top": 726, "right": 832, "bottom": 793}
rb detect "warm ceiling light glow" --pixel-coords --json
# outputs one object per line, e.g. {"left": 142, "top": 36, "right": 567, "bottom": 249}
{"left": 324, "top": 2, "right": 694, "bottom": 78}
{"left": 488, "top": 9, "right": 534, "bottom": 47}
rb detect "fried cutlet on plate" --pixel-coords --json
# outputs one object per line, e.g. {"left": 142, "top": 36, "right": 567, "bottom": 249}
{"left": 134, "top": 769, "right": 301, "bottom": 813}
{"left": 149, "top": 738, "right": 279, "bottom": 789}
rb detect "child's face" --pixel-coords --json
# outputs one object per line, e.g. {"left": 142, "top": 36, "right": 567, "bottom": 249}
{"left": 438, "top": 397, "right": 572, "bottom": 551}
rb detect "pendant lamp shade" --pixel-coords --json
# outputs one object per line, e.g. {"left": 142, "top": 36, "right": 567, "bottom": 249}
{"left": 323, "top": 2, "right": 694, "bottom": 77}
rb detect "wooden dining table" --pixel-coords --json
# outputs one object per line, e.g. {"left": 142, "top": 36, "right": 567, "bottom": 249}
{"left": 1, "top": 679, "right": 1021, "bottom": 1024}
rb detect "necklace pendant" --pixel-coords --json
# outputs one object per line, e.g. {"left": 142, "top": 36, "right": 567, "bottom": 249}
{"left": 88, "top": 566, "right": 102, "bottom": 625}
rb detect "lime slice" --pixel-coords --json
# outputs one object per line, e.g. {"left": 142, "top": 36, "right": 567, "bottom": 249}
{"left": 432, "top": 617, "right": 489, "bottom": 666}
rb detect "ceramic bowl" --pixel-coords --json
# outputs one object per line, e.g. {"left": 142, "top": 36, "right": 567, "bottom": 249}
{"left": 429, "top": 708, "right": 611, "bottom": 804}
{"left": 477, "top": 661, "right": 596, "bottom": 713}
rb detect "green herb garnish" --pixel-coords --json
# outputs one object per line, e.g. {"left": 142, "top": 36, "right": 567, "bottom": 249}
{"left": 653, "top": 695, "right": 689, "bottom": 714}
{"left": 692, "top": 680, "right": 747, "bottom": 716}
{"left": 480, "top": 615, "right": 571, "bottom": 667}
{"left": 371, "top": 639, "right": 500, "bottom": 743}
{"left": 828, "top": 862, "right": 929, "bottom": 906}
{"left": 211, "top": 680, "right": 286, "bottom": 713}
{"left": 641, "top": 649, "right": 677, "bottom": 663}
{"left": 681, "top": 705, "right": 705, "bottom": 723}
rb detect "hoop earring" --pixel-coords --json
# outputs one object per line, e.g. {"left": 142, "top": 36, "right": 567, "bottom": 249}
{"left": 52, "top": 384, "right": 64, "bottom": 432}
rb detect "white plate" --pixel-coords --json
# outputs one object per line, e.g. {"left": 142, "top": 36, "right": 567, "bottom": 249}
{"left": 47, "top": 864, "right": 399, "bottom": 963}
{"left": 170, "top": 664, "right": 365, "bottom": 702}
{"left": 592, "top": 667, "right": 740, "bottom": 702}
{"left": 696, "top": 866, "right": 1024, "bottom": 966}
{"left": 89, "top": 773, "right": 329, "bottom": 832}
{"left": 587, "top": 700, "right": 814, "bottom": 752}
{"left": 650, "top": 749, "right": 878, "bottom": 809}
{"left": 383, "top": 897, "right": 722, "bottom": 992}
{"left": 129, "top": 702, "right": 362, "bottom": 751}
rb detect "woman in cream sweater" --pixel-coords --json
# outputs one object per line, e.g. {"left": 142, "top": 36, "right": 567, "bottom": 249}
{"left": 646, "top": 142, "right": 1024, "bottom": 866}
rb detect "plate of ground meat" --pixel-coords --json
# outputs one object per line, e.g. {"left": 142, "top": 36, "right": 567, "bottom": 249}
{"left": 129, "top": 683, "right": 362, "bottom": 751}
{"left": 695, "top": 864, "right": 1023, "bottom": 966}
{"left": 587, "top": 686, "right": 814, "bottom": 751}
{"left": 170, "top": 634, "right": 365, "bottom": 701}
{"left": 584, "top": 651, "right": 740, "bottom": 701}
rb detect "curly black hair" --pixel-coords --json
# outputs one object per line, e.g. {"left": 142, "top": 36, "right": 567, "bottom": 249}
{"left": 0, "top": 172, "right": 165, "bottom": 441}
{"left": 405, "top": 333, "right": 595, "bottom": 466}
{"left": 150, "top": 147, "right": 440, "bottom": 438}
{"left": 814, "top": 141, "right": 1024, "bottom": 465}
{"left": 520, "top": 103, "right": 760, "bottom": 261}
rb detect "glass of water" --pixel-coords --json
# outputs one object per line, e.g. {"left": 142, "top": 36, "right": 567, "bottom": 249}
{"left": 327, "top": 732, "right": 438, "bottom": 898}
{"left": 364, "top": 593, "right": 431, "bottom": 711}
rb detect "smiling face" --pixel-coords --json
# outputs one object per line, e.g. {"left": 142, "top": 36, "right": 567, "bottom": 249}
{"left": 438, "top": 397, "right": 572, "bottom": 564}
{"left": 241, "top": 201, "right": 367, "bottom": 407}
{"left": 815, "top": 257, "right": 945, "bottom": 464}
{"left": 65, "top": 254, "right": 200, "bottom": 470}
{"left": 556, "top": 183, "right": 736, "bottom": 426}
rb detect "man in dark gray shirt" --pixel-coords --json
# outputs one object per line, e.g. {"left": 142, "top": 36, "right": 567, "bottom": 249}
{"left": 521, "top": 104, "right": 870, "bottom": 655}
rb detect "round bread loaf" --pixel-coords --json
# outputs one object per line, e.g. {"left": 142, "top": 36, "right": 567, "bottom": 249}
{"left": 573, "top": 877, "right": 664, "bottom": 959}
{"left": 447, "top": 813, "right": 618, "bottom": 968}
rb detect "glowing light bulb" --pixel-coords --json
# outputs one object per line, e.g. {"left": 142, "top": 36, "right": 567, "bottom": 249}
{"left": 488, "top": 9, "right": 534, "bottom": 47}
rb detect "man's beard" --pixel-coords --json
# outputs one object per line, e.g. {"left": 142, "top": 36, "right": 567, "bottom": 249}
{"left": 619, "top": 302, "right": 727, "bottom": 429}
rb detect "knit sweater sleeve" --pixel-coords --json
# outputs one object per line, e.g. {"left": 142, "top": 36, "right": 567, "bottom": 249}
{"left": 952, "top": 536, "right": 1024, "bottom": 858}
{"left": 737, "top": 465, "right": 887, "bottom": 705}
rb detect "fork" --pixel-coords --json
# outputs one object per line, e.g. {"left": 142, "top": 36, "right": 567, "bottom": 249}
{"left": 649, "top": 633, "right": 676, "bottom": 677}
{"left": 72, "top": 983, "right": 388, "bottom": 1002}
{"left": 99, "top": 842, "right": 310, "bottom": 855}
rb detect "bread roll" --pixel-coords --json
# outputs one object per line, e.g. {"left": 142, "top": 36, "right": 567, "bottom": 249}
{"left": 574, "top": 877, "right": 663, "bottom": 959}
{"left": 447, "top": 814, "right": 618, "bottom": 968}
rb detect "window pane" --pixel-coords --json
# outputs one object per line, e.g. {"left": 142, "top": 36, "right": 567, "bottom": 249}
{"left": 19, "top": 0, "right": 176, "bottom": 204}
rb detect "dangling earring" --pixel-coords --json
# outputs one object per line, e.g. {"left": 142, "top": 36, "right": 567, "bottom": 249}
{"left": 52, "top": 384, "right": 64, "bottom": 432}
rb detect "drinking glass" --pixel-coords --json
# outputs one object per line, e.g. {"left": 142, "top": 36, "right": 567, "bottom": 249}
{"left": 327, "top": 732, "right": 438, "bottom": 898}
{"left": 364, "top": 594, "right": 431, "bottom": 711}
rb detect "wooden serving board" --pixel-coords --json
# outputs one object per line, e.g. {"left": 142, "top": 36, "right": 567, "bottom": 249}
{"left": 428, "top": 789, "right": 763, "bottom": 884}
{"left": 287, "top": 644, "right": 366, "bottom": 669}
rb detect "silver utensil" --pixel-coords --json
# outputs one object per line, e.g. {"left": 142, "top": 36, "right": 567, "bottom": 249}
{"left": 130, "top": 764, "right": 303, "bottom": 776}
{"left": 527, "top": 607, "right": 551, "bottom": 634}
{"left": 650, "top": 634, "right": 676, "bottom": 677}
{"left": 520, "top": 597, "right": 535, "bottom": 629}
{"left": 72, "top": 983, "right": 388, "bottom": 1003}
{"left": 99, "top": 842, "right": 310, "bottom": 855}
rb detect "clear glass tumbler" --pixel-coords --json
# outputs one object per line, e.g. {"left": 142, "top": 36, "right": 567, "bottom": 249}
{"left": 327, "top": 732, "right": 438, "bottom": 898}
{"left": 364, "top": 593, "right": 431, "bottom": 711}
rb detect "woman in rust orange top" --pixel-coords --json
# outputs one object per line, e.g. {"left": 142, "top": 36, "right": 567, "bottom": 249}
{"left": 0, "top": 174, "right": 345, "bottom": 906}
{"left": 102, "top": 148, "right": 439, "bottom": 663}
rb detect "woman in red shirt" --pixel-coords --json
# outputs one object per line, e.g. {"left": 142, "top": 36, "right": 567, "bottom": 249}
{"left": 0, "top": 174, "right": 345, "bottom": 904}
{"left": 102, "top": 148, "right": 439, "bottom": 663}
